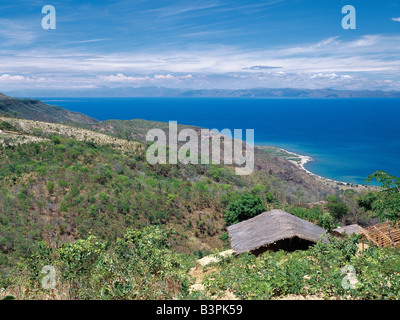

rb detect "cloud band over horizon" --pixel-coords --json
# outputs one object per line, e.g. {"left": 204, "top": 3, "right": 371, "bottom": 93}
{"left": 0, "top": 1, "right": 399, "bottom": 93}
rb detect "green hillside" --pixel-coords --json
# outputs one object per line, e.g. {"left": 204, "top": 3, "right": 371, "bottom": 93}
{"left": 0, "top": 93, "right": 98, "bottom": 124}
{"left": 0, "top": 96, "right": 398, "bottom": 300}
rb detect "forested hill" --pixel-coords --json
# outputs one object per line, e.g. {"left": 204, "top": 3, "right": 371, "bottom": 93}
{"left": 0, "top": 93, "right": 98, "bottom": 124}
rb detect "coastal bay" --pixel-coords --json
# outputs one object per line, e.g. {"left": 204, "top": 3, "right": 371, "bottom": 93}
{"left": 40, "top": 97, "right": 400, "bottom": 185}
{"left": 257, "top": 145, "right": 378, "bottom": 192}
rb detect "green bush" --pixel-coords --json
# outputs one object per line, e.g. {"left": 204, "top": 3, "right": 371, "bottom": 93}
{"left": 283, "top": 205, "right": 322, "bottom": 223}
{"left": 51, "top": 136, "right": 61, "bottom": 145}
{"left": 326, "top": 201, "right": 348, "bottom": 220}
{"left": 224, "top": 193, "right": 266, "bottom": 226}
{"left": 318, "top": 212, "right": 335, "bottom": 232}
{"left": 219, "top": 232, "right": 229, "bottom": 242}
{"left": 46, "top": 181, "right": 55, "bottom": 194}
{"left": 0, "top": 121, "right": 17, "bottom": 132}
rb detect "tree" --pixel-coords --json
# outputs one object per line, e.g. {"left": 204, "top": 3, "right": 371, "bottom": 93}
{"left": 326, "top": 195, "right": 348, "bottom": 220}
{"left": 318, "top": 212, "right": 335, "bottom": 232}
{"left": 251, "top": 184, "right": 277, "bottom": 204}
{"left": 0, "top": 121, "right": 16, "bottom": 132}
{"left": 365, "top": 171, "right": 400, "bottom": 222}
{"left": 224, "top": 193, "right": 266, "bottom": 226}
{"left": 357, "top": 192, "right": 378, "bottom": 211}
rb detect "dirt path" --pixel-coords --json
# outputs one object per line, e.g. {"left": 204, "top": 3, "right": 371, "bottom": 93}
{"left": 188, "top": 249, "right": 238, "bottom": 300}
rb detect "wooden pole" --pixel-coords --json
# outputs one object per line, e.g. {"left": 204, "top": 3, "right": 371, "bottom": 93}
{"left": 386, "top": 219, "right": 396, "bottom": 247}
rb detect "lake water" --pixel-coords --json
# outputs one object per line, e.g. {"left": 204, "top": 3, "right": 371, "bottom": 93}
{"left": 39, "top": 97, "right": 400, "bottom": 185}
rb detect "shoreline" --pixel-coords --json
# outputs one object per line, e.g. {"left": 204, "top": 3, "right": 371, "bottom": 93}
{"left": 258, "top": 145, "right": 377, "bottom": 192}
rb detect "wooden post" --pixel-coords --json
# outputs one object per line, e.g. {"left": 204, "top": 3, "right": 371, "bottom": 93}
{"left": 386, "top": 219, "right": 396, "bottom": 247}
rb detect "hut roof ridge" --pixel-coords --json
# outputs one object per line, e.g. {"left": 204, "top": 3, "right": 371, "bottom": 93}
{"left": 227, "top": 209, "right": 328, "bottom": 254}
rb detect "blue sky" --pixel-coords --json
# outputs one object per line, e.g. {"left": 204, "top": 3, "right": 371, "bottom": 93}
{"left": 0, "top": 0, "right": 400, "bottom": 93}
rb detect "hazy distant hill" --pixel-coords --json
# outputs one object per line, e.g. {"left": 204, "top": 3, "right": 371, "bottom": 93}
{"left": 180, "top": 88, "right": 400, "bottom": 98}
{"left": 5, "top": 86, "right": 400, "bottom": 98}
{"left": 0, "top": 93, "right": 98, "bottom": 124}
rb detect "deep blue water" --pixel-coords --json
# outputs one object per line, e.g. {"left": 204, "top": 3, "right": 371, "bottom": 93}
{"left": 39, "top": 97, "right": 400, "bottom": 185}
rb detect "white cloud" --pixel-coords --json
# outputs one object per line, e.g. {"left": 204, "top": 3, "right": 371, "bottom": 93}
{"left": 1, "top": 34, "right": 400, "bottom": 91}
{"left": 154, "top": 74, "right": 193, "bottom": 80}
{"left": 98, "top": 73, "right": 194, "bottom": 83}
{"left": 0, "top": 74, "right": 31, "bottom": 82}
{"left": 98, "top": 73, "right": 150, "bottom": 82}
{"left": 392, "top": 17, "right": 400, "bottom": 22}
{"left": 154, "top": 74, "right": 175, "bottom": 80}
{"left": 3, "top": 34, "right": 399, "bottom": 76}
{"left": 310, "top": 73, "right": 339, "bottom": 79}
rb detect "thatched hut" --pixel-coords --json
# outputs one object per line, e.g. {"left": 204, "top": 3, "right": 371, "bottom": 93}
{"left": 331, "top": 224, "right": 364, "bottom": 237}
{"left": 360, "top": 222, "right": 400, "bottom": 248}
{"left": 227, "top": 209, "right": 328, "bottom": 256}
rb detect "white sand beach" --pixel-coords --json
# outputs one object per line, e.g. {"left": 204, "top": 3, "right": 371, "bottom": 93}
{"left": 276, "top": 147, "right": 377, "bottom": 192}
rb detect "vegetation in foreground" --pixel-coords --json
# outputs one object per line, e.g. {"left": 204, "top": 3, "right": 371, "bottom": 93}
{"left": 0, "top": 114, "right": 398, "bottom": 300}
{"left": 3, "top": 231, "right": 400, "bottom": 300}
{"left": 204, "top": 235, "right": 400, "bottom": 300}
{"left": 2, "top": 226, "right": 195, "bottom": 300}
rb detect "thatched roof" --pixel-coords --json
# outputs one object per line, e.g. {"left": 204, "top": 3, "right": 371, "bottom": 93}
{"left": 227, "top": 209, "right": 328, "bottom": 255}
{"left": 332, "top": 224, "right": 364, "bottom": 237}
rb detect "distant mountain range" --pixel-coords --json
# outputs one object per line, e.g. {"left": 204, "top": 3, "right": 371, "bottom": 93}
{"left": 178, "top": 88, "right": 400, "bottom": 98}
{"left": 0, "top": 93, "right": 98, "bottom": 124}
{"left": 4, "top": 87, "right": 400, "bottom": 98}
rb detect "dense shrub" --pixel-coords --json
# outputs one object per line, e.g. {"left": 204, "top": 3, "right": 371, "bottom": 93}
{"left": 326, "top": 196, "right": 349, "bottom": 220}
{"left": 3, "top": 227, "right": 194, "bottom": 300}
{"left": 224, "top": 193, "right": 266, "bottom": 226}
{"left": 0, "top": 121, "right": 17, "bottom": 132}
